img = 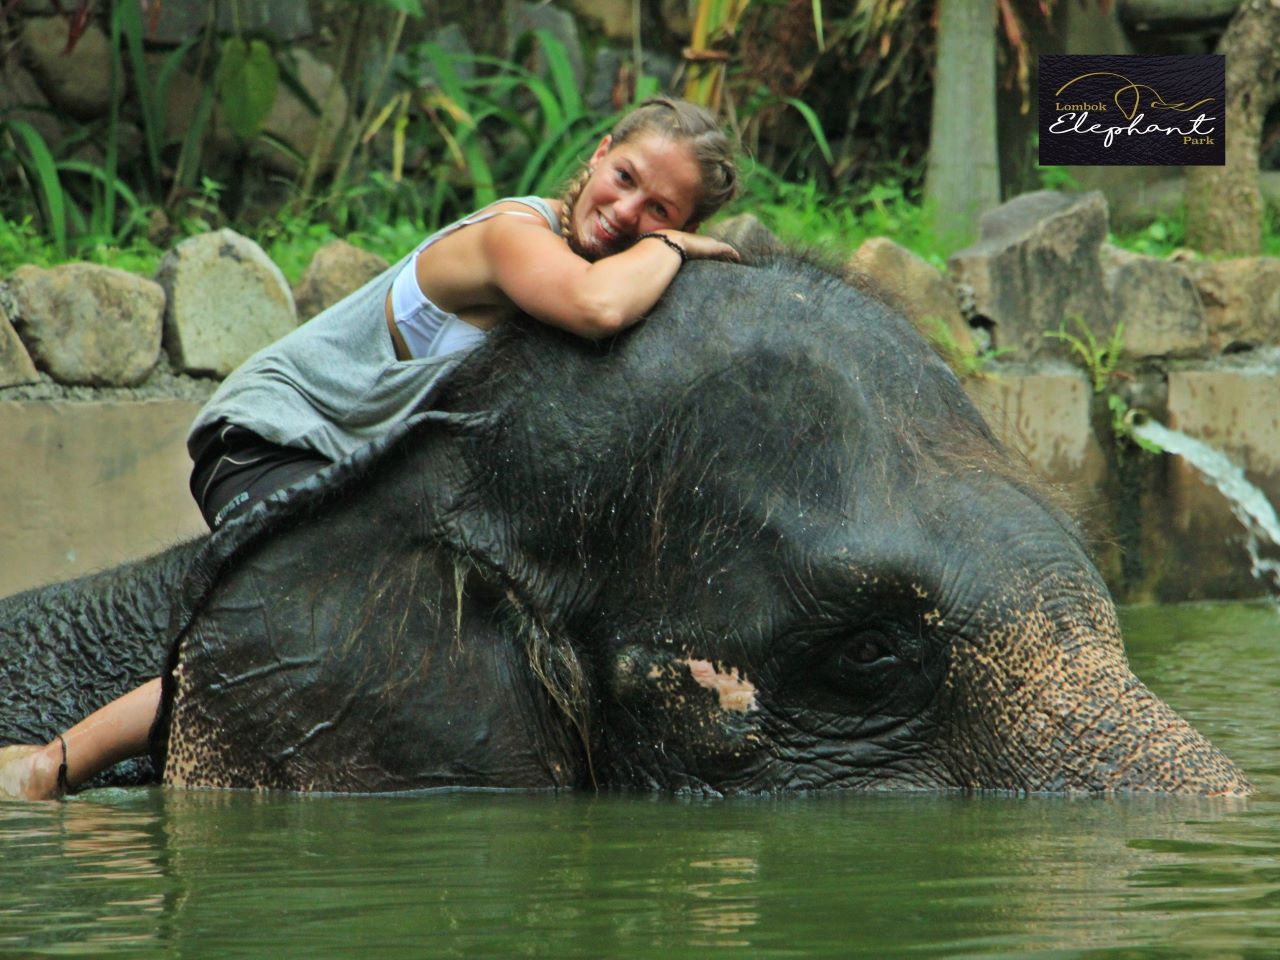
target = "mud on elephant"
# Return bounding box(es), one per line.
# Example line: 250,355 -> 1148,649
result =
0,256 -> 1251,795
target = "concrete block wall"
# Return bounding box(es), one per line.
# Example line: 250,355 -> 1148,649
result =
0,400 -> 207,597
968,362 -> 1280,602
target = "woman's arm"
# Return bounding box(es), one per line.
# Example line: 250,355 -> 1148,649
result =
419,204 -> 739,341
485,218 -> 738,338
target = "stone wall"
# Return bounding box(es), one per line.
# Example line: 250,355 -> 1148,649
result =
844,189 -> 1280,603
0,232 -> 387,598
2,192 -> 1278,602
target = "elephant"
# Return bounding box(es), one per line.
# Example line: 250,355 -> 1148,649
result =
0,255 -> 1252,796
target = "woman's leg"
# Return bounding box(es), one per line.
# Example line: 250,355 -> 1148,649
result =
2,427 -> 333,800
189,422 -> 331,529
0,678 -> 161,800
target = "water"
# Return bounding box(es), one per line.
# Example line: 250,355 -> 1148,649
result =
0,603 -> 1276,959
1132,418 -> 1280,593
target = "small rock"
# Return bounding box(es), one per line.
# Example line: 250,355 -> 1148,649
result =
0,59 -> 63,151
849,237 -> 974,358
258,48 -> 347,176
0,299 -> 39,388
565,0 -> 634,40
948,190 -> 1110,362
587,47 -> 681,113
293,241 -> 390,321
143,0 -> 312,44
156,229 -> 297,378
1101,245 -> 1207,359
7,264 -> 164,386
20,15 -> 112,120
1184,257 -> 1280,354
508,1 -> 585,94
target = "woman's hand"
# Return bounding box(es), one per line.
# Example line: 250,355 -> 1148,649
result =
653,230 -> 740,262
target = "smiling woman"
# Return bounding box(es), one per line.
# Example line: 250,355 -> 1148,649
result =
0,97 -> 742,802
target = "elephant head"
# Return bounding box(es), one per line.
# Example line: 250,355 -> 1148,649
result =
156,257 -> 1250,796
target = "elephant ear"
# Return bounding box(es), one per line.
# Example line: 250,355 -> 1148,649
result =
153,410 -> 583,792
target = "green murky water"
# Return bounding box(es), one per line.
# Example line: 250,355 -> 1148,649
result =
1,603 -> 1276,958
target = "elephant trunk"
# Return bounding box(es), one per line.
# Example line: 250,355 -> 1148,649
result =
1031,665 -> 1250,795
943,616 -> 1252,796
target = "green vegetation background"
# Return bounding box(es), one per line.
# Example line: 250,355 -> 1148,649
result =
2,14 -> 1276,286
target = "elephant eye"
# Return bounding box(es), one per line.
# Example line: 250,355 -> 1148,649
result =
837,632 -> 895,671
849,638 -> 889,664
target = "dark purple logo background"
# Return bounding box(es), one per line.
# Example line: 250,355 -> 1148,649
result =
1038,55 -> 1224,166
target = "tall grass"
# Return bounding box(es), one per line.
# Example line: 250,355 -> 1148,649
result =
366,30 -> 634,229
730,165 -> 950,266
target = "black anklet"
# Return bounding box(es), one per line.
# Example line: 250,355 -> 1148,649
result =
55,735 -> 70,797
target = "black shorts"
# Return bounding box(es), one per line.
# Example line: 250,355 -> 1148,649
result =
188,422 -> 332,529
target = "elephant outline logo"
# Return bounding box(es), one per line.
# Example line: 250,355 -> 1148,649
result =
1038,54 -> 1225,167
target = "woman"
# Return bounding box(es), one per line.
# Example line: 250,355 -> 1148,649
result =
0,97 -> 741,800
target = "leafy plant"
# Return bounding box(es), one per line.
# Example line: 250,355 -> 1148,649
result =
685,0 -> 753,110
1044,318 -> 1163,455
358,31 -> 629,230
731,168 -> 951,265
919,315 -> 1011,379
1110,215 -> 1188,258
1,121 -> 68,256
1035,163 -> 1079,193
1044,316 -> 1125,394
217,38 -> 279,141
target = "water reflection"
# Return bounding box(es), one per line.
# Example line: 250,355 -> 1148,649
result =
0,603 -> 1274,959
0,792 -> 170,956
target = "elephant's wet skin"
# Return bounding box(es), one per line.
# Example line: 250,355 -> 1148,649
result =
10,255 -> 1251,796
161,256 -> 1250,795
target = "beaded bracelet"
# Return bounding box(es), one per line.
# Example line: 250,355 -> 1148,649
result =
636,231 -> 688,264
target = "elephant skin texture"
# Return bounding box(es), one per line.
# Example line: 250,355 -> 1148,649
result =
0,256 -> 1252,796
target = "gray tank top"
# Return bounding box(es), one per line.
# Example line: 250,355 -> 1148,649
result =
188,197 -> 559,462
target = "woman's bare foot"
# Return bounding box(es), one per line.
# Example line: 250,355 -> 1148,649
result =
0,741 -> 66,800
0,678 -> 161,800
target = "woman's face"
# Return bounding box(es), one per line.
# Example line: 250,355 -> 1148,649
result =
570,132 -> 701,260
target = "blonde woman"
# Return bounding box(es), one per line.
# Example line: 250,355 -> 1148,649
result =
1,97 -> 742,800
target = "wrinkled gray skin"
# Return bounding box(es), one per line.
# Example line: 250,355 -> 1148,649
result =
0,257 -> 1252,795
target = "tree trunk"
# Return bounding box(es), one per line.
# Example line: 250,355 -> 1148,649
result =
925,0 -> 1001,248
1184,0 -> 1280,256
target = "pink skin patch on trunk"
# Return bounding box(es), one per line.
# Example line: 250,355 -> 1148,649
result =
681,658 -> 759,713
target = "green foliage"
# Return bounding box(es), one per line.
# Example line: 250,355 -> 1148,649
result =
379,32 -> 625,227
217,38 -> 279,141
1263,201 -> 1280,257
0,215 -> 163,276
1044,315 -> 1124,395
1110,214 -> 1188,258
1112,202 -> 1280,259
1,120 -> 68,256
1035,162 -> 1079,192
918,315 -> 1011,379
0,216 -> 60,273
730,168 -> 951,265
251,202 -> 422,285
357,0 -> 423,13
